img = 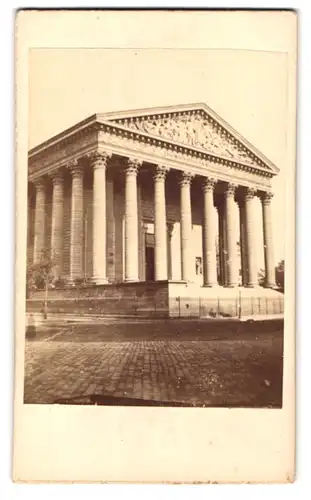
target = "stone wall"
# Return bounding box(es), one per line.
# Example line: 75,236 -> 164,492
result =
27,281 -> 169,317
167,281 -> 284,318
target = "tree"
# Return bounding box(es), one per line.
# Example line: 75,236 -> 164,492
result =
26,249 -> 55,318
275,260 -> 285,292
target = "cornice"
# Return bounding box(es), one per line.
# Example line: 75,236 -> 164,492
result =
97,122 -> 274,179
97,131 -> 272,191
99,102 -> 280,175
28,105 -> 279,178
28,121 -> 272,191
97,103 -> 207,121
28,115 -> 98,159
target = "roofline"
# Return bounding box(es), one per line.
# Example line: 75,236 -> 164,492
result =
28,114 -> 98,157
97,102 -> 207,121
99,102 -> 279,175
28,102 -> 279,175
201,103 -> 279,174
28,104 -> 205,157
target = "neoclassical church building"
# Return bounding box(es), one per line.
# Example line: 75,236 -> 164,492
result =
27,103 -> 283,316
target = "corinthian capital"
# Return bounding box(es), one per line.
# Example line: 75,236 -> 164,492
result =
67,159 -> 83,176
245,187 -> 258,201
225,182 -> 238,197
203,177 -> 217,193
261,191 -> 274,205
126,157 -> 142,175
33,177 -> 46,189
49,169 -> 64,184
87,150 -> 111,169
154,165 -> 170,181
179,171 -> 193,187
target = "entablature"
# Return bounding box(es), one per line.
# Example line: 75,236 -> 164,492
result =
28,121 -> 273,191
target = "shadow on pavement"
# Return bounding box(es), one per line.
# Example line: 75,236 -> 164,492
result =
26,318 -> 284,343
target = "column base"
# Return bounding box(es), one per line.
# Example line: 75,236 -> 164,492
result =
124,278 -> 140,283
265,283 -> 277,289
155,276 -> 169,282
203,283 -> 219,288
67,278 -> 84,286
91,277 -> 110,285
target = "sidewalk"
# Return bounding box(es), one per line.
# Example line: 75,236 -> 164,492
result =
240,314 -> 284,321
26,311 -> 284,326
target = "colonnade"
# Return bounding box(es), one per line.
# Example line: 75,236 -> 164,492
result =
30,152 -> 276,288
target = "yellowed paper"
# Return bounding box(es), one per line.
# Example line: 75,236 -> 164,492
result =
14,10 -> 296,483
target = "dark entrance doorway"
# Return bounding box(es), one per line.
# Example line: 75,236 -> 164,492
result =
145,246 -> 155,281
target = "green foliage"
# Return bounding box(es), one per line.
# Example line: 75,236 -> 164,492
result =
275,260 -> 285,292
26,249 -> 55,291
53,277 -> 69,289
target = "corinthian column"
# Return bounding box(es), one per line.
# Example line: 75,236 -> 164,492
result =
68,160 -> 84,283
244,187 -> 258,287
167,222 -> 174,280
237,197 -> 248,286
202,177 -> 217,287
154,165 -> 169,280
89,151 -> 111,284
261,191 -> 276,288
180,171 -> 193,282
216,199 -> 226,286
50,171 -> 64,278
33,178 -> 46,263
225,183 -> 239,287
124,158 -> 141,282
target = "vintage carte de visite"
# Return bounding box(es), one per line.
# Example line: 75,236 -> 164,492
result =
13,11 -> 296,483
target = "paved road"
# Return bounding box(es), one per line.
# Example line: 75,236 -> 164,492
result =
26,317 -> 284,342
24,320 -> 283,408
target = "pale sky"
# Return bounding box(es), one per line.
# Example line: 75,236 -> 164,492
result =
29,48 -> 288,264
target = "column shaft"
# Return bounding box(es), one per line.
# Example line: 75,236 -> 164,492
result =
154,166 -> 169,280
69,162 -> 84,282
27,185 -> 35,266
33,179 -> 46,263
225,183 -> 239,287
90,152 -> 110,284
106,177 -> 115,282
238,199 -> 248,286
141,222 -> 148,281
217,201 -> 226,285
137,184 -> 144,280
167,223 -> 174,280
244,187 -> 258,287
124,158 -> 141,281
262,192 -> 276,287
180,172 -> 193,282
50,172 -> 64,278
202,178 -> 217,286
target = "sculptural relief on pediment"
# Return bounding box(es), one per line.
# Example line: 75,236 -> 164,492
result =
111,112 -> 259,167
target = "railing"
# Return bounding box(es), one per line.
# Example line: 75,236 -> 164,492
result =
169,296 -> 284,318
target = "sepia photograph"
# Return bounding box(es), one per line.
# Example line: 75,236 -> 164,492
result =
13,10 -> 296,483
25,47 -> 285,409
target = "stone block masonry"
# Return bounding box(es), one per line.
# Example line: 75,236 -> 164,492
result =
27,281 -> 170,317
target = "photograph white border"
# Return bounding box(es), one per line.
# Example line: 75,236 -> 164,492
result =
1,1 -> 308,497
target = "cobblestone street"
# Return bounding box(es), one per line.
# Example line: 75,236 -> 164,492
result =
24,320 -> 283,407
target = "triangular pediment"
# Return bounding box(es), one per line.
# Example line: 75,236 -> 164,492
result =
100,103 -> 278,173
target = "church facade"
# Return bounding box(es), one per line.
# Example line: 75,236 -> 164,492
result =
27,103 -> 282,316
